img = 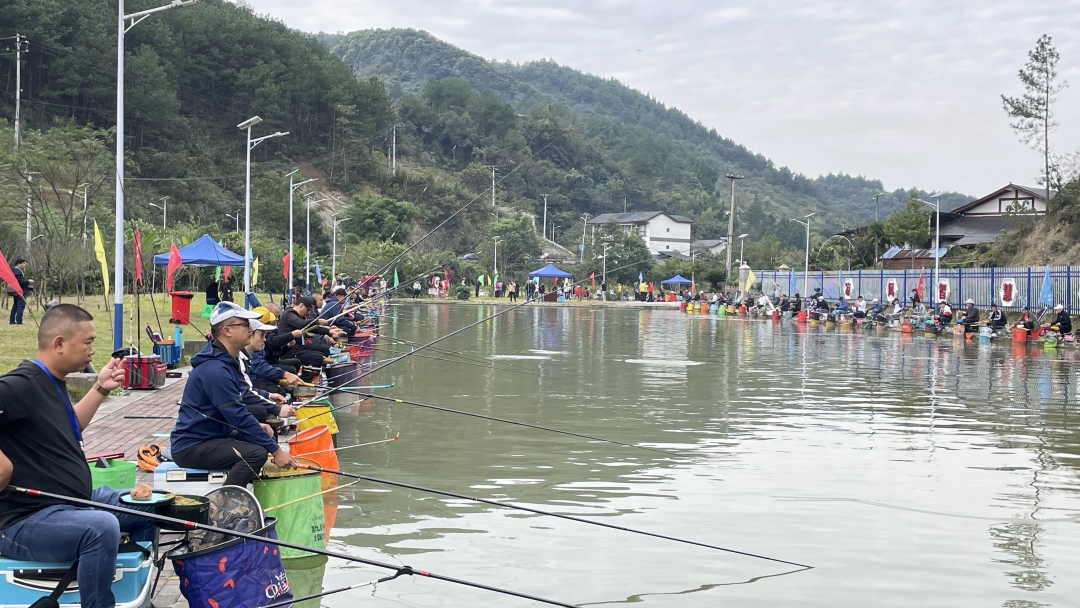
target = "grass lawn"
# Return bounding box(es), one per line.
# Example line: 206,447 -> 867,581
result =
0,291 -> 274,374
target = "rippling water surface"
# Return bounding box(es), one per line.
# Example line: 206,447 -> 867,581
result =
313,305 -> 1080,607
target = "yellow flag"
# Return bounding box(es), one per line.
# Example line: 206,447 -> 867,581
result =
744,269 -> 756,293
93,220 -> 109,296
252,257 -> 260,287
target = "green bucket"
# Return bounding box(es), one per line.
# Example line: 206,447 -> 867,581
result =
282,554 -> 328,608
89,459 -> 137,490
253,469 -> 325,558
717,305 -> 726,316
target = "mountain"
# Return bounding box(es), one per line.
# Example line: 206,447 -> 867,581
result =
319,28 -> 971,230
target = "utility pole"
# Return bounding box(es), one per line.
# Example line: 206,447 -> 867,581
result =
602,243 -> 609,296
873,192 -> 883,268
624,196 -> 627,213
580,214 -> 589,263
24,172 -> 39,245
391,125 -> 396,177
725,174 -> 744,282
487,166 -> 497,218
160,196 -> 169,228
14,33 -> 23,149
541,194 -> 548,240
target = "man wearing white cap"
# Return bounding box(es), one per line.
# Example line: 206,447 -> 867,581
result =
960,299 -> 979,333
1052,304 -> 1072,335
170,302 -> 298,487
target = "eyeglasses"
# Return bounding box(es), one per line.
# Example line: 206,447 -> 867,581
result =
224,322 -> 254,335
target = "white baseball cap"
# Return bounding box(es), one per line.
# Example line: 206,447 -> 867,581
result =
1055,303 -> 1064,310
249,318 -> 276,331
965,299 -> 974,304
209,301 -> 262,326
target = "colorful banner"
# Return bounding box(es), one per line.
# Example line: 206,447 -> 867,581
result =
0,250 -> 23,297
252,257 -> 260,287
166,242 -> 182,292
133,228 -> 143,285
1000,279 -> 1017,307
93,220 -> 110,296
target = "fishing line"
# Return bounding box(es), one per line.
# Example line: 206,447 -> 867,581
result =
351,392 -> 679,457
5,486 -> 577,608
300,464 -> 810,568
299,434 -> 400,456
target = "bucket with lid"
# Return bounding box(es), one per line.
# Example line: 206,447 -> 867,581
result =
253,463 -> 325,558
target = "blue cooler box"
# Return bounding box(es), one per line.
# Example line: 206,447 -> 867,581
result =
0,542 -> 154,608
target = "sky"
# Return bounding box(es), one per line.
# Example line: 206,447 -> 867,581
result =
245,0 -> 1080,197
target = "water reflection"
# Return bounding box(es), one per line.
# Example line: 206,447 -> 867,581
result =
320,304 -> 1080,607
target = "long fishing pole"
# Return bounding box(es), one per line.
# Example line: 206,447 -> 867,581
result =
5,486 -> 579,608
349,392 -> 678,456
297,433 -> 399,456
299,464 -> 810,569
259,575 -> 395,608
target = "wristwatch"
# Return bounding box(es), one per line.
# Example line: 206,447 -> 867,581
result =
92,382 -> 112,397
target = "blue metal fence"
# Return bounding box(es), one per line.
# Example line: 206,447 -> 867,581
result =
755,266 -> 1080,310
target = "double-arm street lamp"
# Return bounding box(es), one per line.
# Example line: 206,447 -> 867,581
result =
916,193 -> 944,301
332,213 -> 349,283
148,196 -> 168,229
286,170 -> 317,300
238,116 -> 288,300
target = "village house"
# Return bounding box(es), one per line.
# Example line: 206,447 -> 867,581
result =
587,211 -> 694,256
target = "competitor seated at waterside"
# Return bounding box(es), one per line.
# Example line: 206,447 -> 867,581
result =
277,296 -> 343,362
170,302 -> 298,487
319,287 -> 357,334
0,304 -> 156,608
239,317 -> 298,422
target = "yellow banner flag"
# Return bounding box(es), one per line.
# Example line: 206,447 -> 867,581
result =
93,220 -> 109,296
744,269 -> 757,293
252,257 -> 260,287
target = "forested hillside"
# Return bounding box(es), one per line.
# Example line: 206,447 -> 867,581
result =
321,28 -> 970,230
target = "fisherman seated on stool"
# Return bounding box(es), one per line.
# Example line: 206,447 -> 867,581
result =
319,288 -> 357,334
170,302 -> 298,487
277,296 -> 343,363
0,304 -> 157,608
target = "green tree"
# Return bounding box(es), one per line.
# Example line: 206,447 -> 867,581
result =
578,220 -> 653,285
883,196 -> 931,267
342,192 -> 415,244
480,216 -> 541,279
1002,34 -> 1068,189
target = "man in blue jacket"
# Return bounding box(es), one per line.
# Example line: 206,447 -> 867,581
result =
171,302 -> 297,486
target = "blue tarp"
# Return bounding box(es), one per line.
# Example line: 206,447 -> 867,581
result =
153,234 -> 248,266
528,263 -> 573,278
661,274 -> 693,284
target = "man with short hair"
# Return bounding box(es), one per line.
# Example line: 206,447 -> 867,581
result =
170,302 -> 298,487
277,297 -> 341,363
320,287 -> 357,334
7,258 -> 32,324
0,304 -> 151,608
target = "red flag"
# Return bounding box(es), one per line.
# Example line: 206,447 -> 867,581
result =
915,268 -> 924,300
590,272 -> 595,288
166,242 -> 182,292
0,250 -> 23,297
221,244 -> 231,282
281,253 -> 290,279
133,228 -> 143,285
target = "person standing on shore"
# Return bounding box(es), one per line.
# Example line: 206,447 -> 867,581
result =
7,259 -> 32,325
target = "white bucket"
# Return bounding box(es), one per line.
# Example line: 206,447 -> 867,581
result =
979,326 -> 993,337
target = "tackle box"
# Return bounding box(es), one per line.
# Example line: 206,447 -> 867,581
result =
152,462 -> 227,496
0,542 -> 153,608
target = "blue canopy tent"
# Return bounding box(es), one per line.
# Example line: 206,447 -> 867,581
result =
528,263 -> 573,278
153,234 -> 248,266
661,275 -> 693,285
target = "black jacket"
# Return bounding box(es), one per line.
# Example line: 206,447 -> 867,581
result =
1056,311 -> 1073,334
279,308 -> 329,336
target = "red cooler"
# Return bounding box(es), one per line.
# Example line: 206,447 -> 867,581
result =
123,354 -> 166,390
169,291 -> 194,325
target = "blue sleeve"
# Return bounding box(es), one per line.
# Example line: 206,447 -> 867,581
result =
250,351 -> 284,380
204,362 -> 279,453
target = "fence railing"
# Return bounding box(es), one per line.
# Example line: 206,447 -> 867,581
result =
753,266 -> 1079,310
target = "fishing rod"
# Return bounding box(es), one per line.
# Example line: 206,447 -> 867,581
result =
297,433 -> 399,456
259,575 -> 395,608
348,391 -> 679,456
299,463 -> 810,569
5,486 -> 578,608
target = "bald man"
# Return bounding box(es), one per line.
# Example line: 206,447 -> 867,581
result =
0,304 -> 155,608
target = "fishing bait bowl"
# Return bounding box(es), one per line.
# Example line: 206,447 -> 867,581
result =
162,494 -> 210,530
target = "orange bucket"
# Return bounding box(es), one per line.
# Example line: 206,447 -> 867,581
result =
288,425 -> 340,473
1012,327 -> 1028,343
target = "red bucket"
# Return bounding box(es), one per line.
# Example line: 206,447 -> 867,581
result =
1012,327 -> 1028,343
771,310 -> 780,321
797,311 -> 807,323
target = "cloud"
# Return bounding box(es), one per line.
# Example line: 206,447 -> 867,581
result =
245,0 -> 1080,195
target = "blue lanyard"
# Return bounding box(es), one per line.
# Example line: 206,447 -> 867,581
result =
32,359 -> 83,442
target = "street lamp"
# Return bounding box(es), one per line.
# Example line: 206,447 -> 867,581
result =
148,195 -> 168,229
238,115 -> 288,300
819,235 -> 856,271
114,0 -> 198,349
68,184 -> 90,244
602,243 -> 610,299
305,197 -> 329,293
791,213 -> 816,298
225,211 -> 239,233
737,233 -> 749,267
286,170 -> 317,301
916,193 -> 943,301
691,249 -> 697,292
494,236 -> 501,285
725,174 -> 744,281
332,213 -> 349,283
580,214 -> 589,263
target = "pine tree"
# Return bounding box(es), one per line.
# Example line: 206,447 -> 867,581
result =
1001,35 -> 1068,190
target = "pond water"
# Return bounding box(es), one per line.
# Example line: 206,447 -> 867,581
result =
315,304 -> 1080,607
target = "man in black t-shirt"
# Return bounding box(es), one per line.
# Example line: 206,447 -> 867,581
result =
0,304 -> 153,608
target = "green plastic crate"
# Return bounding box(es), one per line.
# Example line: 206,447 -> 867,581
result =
89,458 -> 137,490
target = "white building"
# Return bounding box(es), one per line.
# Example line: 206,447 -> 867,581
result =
587,211 -> 694,256
692,239 -> 727,255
